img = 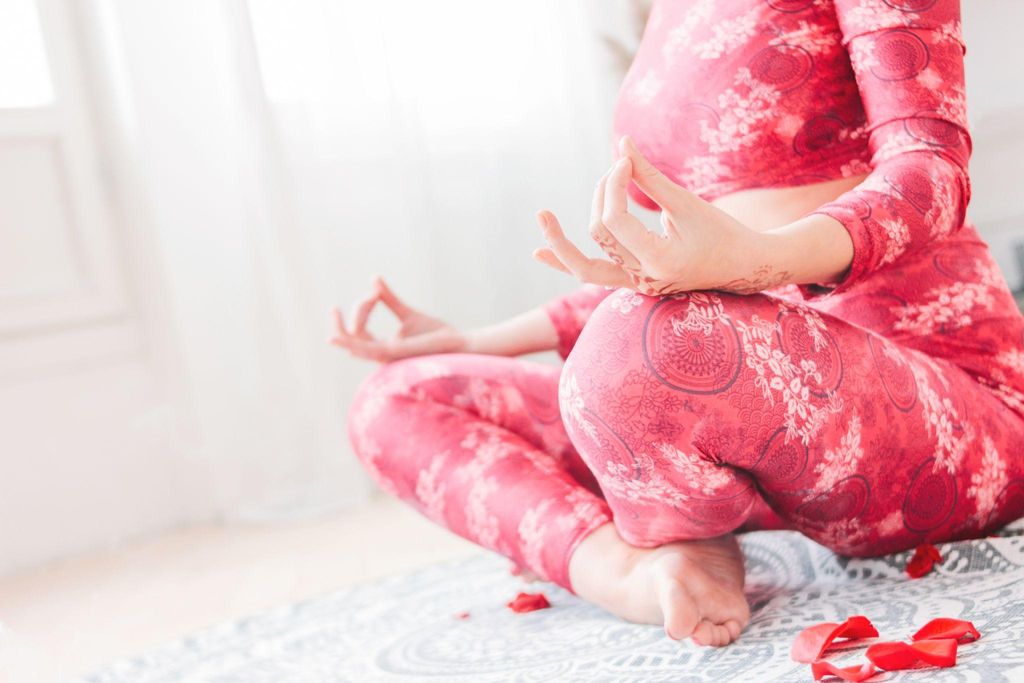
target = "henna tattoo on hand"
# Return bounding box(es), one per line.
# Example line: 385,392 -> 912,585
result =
719,265 -> 793,295
590,228 -> 791,298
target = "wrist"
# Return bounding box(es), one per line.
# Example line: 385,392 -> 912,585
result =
714,227 -> 793,294
460,306 -> 561,357
762,213 -> 854,286
460,328 -> 482,354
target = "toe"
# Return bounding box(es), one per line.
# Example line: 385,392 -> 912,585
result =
657,576 -> 699,640
689,620 -> 714,646
724,619 -> 742,642
692,621 -> 733,647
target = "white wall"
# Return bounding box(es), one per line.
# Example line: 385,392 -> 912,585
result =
962,1 -> 1024,289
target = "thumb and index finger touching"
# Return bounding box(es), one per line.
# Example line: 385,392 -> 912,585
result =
373,276 -> 415,321
617,134 -> 687,213
331,276 -> 416,343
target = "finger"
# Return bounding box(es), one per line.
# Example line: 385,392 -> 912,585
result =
537,211 -> 632,288
539,210 -> 618,280
330,335 -> 391,362
331,307 -> 351,341
349,291 -> 380,339
602,157 -> 664,263
588,169 -> 608,239
589,170 -> 642,271
619,134 -> 690,211
531,247 -> 572,275
375,276 -> 415,321
334,327 -> 456,362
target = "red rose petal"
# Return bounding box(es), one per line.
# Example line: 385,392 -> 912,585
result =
866,638 -> 958,670
811,660 -> 877,682
912,638 -> 959,666
453,611 -> 471,620
506,591 -> 551,613
906,543 -> 943,578
791,615 -> 879,663
911,617 -> 980,643
864,642 -> 915,670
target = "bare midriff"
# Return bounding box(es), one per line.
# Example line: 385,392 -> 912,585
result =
710,173 -> 870,233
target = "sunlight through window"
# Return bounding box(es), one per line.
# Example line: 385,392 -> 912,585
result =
0,0 -> 55,108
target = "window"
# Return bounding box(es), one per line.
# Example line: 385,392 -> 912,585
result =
0,0 -> 129,372
0,0 -> 55,108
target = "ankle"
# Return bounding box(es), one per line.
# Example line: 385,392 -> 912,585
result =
568,522 -> 637,599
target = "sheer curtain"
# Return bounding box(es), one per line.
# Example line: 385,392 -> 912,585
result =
95,0 -> 640,523
235,2 -> 638,512
246,0 -> 635,329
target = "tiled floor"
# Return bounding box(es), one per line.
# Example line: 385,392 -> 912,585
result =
0,496 -> 481,683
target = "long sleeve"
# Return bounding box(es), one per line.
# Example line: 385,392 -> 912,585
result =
801,0 -> 972,299
543,284 -> 616,360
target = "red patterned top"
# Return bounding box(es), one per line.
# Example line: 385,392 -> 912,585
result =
546,0 -> 975,354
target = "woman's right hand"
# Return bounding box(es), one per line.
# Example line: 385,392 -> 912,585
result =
330,276 -> 466,362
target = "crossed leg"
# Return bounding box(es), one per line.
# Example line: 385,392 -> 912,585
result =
559,287 -> 1024,556
347,287 -> 1024,646
347,353 -> 614,592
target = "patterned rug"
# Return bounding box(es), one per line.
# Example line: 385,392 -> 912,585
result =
79,522 -> 1024,683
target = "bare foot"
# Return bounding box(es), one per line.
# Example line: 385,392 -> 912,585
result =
568,523 -> 750,647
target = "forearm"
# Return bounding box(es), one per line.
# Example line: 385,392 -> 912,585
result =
463,306 -> 561,357
722,213 -> 854,294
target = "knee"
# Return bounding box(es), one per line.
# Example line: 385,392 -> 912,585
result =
557,290 -> 725,447
558,289 -> 656,426
562,288 -> 651,376
558,289 -> 762,540
346,359 -> 436,501
564,289 -> 754,412
347,354 -> 469,458
346,361 -> 412,461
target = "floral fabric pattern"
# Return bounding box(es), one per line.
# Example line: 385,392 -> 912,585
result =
614,0 -> 970,300
555,280 -> 1024,557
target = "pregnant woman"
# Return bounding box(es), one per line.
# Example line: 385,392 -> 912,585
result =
333,0 -> 1024,647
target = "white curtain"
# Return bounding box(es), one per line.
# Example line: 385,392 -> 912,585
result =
95,0 -> 642,522
245,0 -> 643,328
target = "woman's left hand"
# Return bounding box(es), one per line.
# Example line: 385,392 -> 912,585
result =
533,136 -> 789,296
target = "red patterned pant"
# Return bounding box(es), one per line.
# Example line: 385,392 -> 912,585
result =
347,224 -> 1024,595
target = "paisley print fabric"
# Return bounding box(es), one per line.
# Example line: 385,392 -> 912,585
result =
347,0 -> 1024,597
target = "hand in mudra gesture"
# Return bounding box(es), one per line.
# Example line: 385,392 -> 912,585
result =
330,276 -> 465,362
533,136 -> 786,296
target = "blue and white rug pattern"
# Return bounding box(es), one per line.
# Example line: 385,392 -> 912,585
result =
79,522 -> 1024,682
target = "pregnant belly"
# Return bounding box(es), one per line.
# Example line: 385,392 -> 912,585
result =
709,173 -> 869,232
